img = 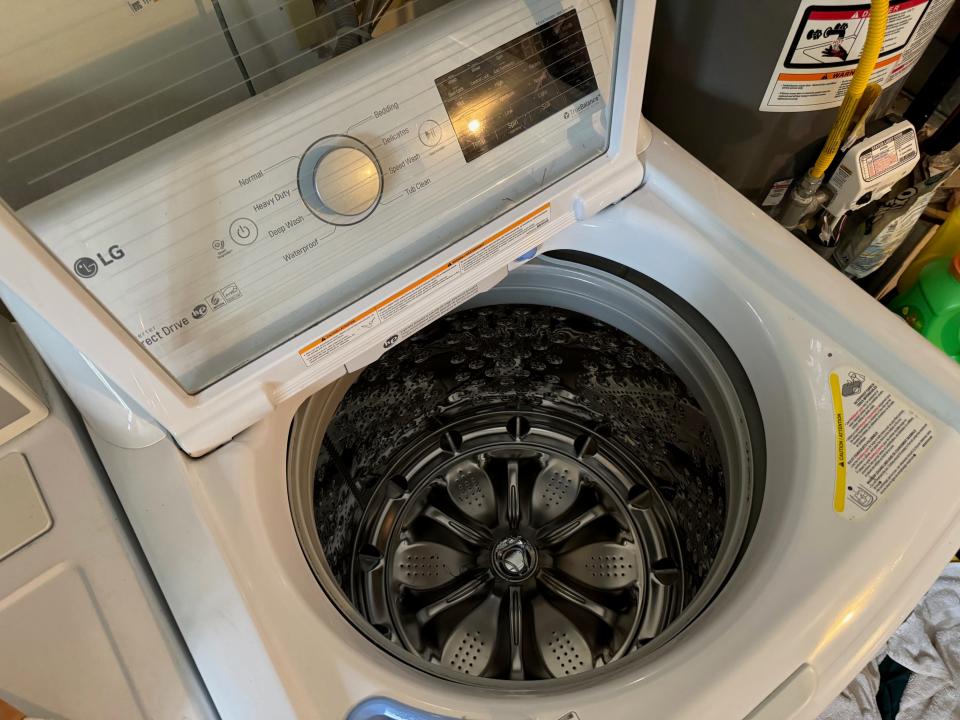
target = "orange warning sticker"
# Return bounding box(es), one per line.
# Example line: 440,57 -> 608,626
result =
761,0 -> 953,112
777,54 -> 899,82
298,203 -> 550,367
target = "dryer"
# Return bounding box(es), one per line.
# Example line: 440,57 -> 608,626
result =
1,1 -> 960,719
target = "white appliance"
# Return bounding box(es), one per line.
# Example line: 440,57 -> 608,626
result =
0,320 -> 214,720
2,1 -> 960,719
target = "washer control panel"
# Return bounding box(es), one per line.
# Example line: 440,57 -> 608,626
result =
20,0 -> 615,393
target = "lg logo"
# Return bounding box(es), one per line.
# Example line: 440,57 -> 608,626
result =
73,245 -> 126,279
73,257 -> 99,279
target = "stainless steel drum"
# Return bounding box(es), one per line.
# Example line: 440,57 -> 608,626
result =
289,254 -> 764,686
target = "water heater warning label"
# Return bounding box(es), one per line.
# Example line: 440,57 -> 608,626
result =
760,0 -> 954,112
829,368 -> 935,519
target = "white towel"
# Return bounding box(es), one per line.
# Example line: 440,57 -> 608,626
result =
819,564 -> 960,720
886,564 -> 960,720
817,655 -> 882,720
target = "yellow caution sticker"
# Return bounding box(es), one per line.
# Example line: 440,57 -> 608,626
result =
828,367 -> 935,519
829,372 -> 847,513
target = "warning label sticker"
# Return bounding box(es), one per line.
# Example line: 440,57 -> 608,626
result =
828,368 -> 935,519
297,203 -> 550,367
859,128 -> 918,181
761,0 -> 954,112
761,178 -> 794,207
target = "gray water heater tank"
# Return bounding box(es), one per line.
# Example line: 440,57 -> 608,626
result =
643,1 -> 906,206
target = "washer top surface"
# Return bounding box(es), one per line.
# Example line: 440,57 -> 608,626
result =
125,131 -> 960,720
0,0 -> 655,454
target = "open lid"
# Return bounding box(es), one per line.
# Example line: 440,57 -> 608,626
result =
0,0 -> 654,454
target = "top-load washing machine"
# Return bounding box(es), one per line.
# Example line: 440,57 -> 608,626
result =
2,1 -> 960,718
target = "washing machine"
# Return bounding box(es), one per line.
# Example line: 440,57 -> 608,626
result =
2,1 -> 960,719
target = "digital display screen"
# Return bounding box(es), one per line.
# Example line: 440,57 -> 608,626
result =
435,9 -> 599,163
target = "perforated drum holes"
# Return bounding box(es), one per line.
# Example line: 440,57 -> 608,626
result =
291,282 -> 760,685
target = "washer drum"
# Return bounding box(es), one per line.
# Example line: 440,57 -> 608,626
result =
289,254 -> 765,686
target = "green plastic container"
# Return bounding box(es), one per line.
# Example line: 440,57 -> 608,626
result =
898,207 -> 960,293
889,255 -> 960,363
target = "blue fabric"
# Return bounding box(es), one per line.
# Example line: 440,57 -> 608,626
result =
347,698 -> 458,720
876,656 -> 912,720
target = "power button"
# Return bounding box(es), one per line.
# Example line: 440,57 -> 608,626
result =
229,218 -> 258,246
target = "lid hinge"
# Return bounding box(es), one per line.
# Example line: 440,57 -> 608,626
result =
573,162 -> 646,221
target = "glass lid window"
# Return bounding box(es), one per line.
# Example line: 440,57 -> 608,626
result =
2,0 -> 618,393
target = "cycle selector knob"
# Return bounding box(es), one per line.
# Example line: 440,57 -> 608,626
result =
315,147 -> 380,216
298,135 -> 383,225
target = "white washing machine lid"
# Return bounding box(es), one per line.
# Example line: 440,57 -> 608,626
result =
0,0 -> 654,455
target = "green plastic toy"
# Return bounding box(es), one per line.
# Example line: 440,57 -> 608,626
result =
889,254 -> 960,363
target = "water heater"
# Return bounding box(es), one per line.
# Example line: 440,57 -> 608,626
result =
644,0 -> 954,205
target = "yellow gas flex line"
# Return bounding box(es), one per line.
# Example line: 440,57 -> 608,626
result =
809,0 -> 890,178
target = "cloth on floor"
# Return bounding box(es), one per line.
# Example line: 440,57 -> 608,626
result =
817,655 -> 882,720
819,563 -> 960,720
886,563 -> 960,720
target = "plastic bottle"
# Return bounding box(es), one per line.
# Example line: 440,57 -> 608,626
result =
888,255 -> 960,363
897,206 -> 960,293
